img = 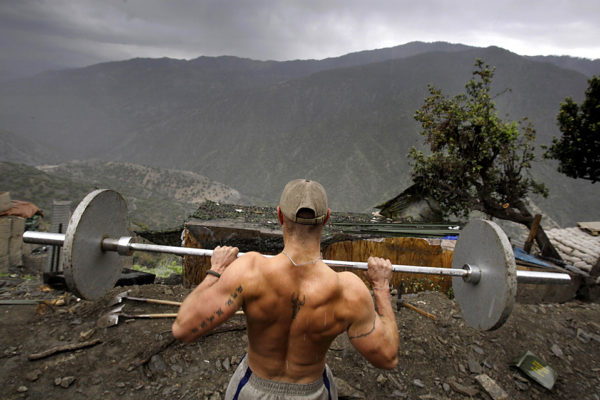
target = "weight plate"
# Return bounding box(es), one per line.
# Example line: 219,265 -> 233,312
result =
63,190 -> 129,300
452,219 -> 516,331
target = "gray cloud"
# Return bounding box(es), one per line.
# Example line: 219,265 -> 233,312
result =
1,0 -> 599,81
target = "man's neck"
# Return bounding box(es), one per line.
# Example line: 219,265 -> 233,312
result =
282,237 -> 322,263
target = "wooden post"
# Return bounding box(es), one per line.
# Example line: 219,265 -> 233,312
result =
524,214 -> 542,253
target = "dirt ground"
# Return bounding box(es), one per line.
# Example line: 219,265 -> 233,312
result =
1,265 -> 599,400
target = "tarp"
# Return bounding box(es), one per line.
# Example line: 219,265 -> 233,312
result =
513,247 -> 551,268
0,200 -> 43,219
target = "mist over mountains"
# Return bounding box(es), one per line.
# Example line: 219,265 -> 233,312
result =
1,42 -> 599,226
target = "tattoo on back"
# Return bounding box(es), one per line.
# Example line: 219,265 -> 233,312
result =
291,292 -> 306,320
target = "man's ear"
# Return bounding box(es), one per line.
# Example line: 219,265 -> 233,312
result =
277,206 -> 284,226
323,209 -> 331,225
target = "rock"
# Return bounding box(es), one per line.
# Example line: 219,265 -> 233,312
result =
512,373 -> 529,384
4,346 -> 18,357
171,364 -> 184,374
330,335 -> 347,351
25,369 -> 41,382
91,376 -> 102,385
162,386 -> 178,396
60,376 -> 76,388
475,374 -> 508,400
222,357 -> 231,371
376,374 -> 387,384
149,354 -> 168,375
467,358 -> 482,374
471,344 -> 485,355
577,328 -> 591,343
448,379 -> 479,396
514,379 -> 529,391
334,377 -> 365,399
79,328 -> 95,341
163,286 -> 175,296
575,328 -> 600,343
442,382 -> 450,392
551,343 -> 564,358
413,378 -> 425,388
17,386 -> 28,393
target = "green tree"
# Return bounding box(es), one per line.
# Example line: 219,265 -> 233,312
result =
544,75 -> 600,183
409,60 -> 560,258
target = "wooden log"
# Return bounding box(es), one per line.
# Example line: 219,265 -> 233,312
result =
182,228 -> 212,288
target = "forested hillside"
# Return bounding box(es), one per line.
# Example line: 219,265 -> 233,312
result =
0,161 -> 242,230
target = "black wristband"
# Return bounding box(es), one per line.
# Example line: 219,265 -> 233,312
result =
206,270 -> 221,278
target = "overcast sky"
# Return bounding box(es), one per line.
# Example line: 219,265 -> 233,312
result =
1,0 -> 599,80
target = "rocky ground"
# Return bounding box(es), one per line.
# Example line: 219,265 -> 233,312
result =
1,264 -> 599,400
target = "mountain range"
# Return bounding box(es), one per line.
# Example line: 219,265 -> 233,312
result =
1,41 -> 599,227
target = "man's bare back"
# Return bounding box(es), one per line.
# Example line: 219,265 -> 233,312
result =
173,249 -> 399,380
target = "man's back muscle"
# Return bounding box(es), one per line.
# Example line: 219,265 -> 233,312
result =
241,253 -> 356,383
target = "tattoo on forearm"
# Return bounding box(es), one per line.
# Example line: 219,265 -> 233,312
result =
193,285 -> 244,333
291,292 -> 306,320
348,315 -> 376,340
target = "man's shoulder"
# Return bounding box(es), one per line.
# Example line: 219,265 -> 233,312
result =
336,271 -> 370,298
336,270 -> 365,285
239,251 -> 265,261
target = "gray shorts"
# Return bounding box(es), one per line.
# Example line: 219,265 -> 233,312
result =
224,355 -> 338,400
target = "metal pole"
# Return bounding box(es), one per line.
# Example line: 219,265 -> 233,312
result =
23,231 -> 572,285
24,231 -> 66,246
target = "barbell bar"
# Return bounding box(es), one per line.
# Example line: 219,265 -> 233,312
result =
26,231 -> 569,285
23,189 -> 572,331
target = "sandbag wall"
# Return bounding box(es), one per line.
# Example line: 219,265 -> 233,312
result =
0,192 -> 25,272
323,237 -> 455,294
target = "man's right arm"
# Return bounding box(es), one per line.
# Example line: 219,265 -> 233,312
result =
343,258 -> 399,369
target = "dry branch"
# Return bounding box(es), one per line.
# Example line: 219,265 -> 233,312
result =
28,338 -> 102,361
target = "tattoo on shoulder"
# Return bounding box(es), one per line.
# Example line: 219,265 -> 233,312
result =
291,292 -> 306,320
348,315 -> 376,340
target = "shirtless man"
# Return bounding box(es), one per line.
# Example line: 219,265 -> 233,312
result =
173,179 -> 399,399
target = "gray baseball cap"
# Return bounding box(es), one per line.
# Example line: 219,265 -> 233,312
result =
279,179 -> 328,225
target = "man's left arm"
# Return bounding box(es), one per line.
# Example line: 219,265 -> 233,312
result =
172,246 -> 246,342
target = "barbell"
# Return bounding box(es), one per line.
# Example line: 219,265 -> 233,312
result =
23,189 -> 572,331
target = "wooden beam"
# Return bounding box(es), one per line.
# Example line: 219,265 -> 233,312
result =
524,214 -> 542,253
